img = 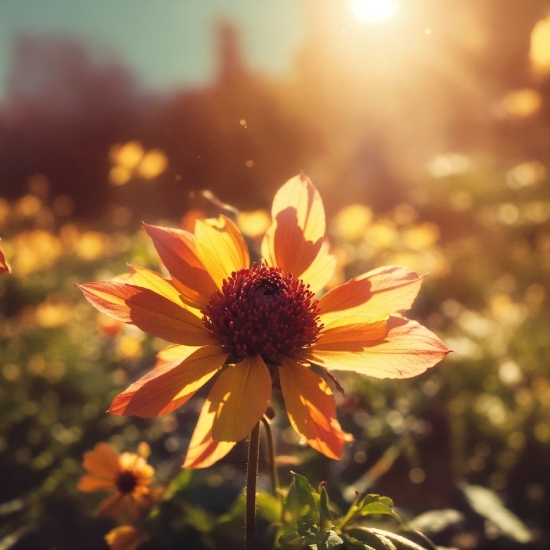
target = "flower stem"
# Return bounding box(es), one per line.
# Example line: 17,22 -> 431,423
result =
260,416 -> 280,498
245,422 -> 260,550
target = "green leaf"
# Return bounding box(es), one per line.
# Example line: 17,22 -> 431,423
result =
407,509 -> 464,533
369,529 -> 430,550
257,490 -> 283,524
298,515 -> 319,537
318,529 -> 344,550
319,484 -> 334,530
341,533 -> 373,550
291,472 -> 318,511
461,484 -> 532,543
161,468 -> 192,500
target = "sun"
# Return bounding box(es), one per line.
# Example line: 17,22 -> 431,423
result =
350,0 -> 400,24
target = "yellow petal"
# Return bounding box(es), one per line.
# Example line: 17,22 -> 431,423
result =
194,215 -> 250,290
143,223 -> 217,309
108,346 -> 228,417
262,173 -> 334,284
82,442 -> 120,480
297,239 -> 337,293
209,355 -> 271,442
319,265 -> 425,324
278,357 -> 351,460
78,281 -> 212,346
154,344 -> 203,368
305,316 -> 450,378
129,265 -> 183,305
182,398 -> 236,469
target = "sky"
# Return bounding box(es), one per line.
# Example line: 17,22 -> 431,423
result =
0,0 -> 304,95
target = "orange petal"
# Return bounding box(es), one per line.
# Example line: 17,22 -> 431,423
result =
78,281 -> 212,346
319,266 -> 425,324
262,173 -> 333,283
82,442 -> 120,479
278,358 -> 351,460
108,345 -> 229,417
305,316 -> 450,378
97,493 -> 127,518
143,223 -> 217,309
154,344 -> 202,368
315,314 -> 389,348
209,355 -> 271,442
194,215 -> 250,290
77,474 -> 117,492
0,244 -> 10,275
182,398 -> 236,469
105,525 -> 145,550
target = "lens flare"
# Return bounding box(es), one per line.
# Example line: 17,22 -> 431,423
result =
350,0 -> 399,23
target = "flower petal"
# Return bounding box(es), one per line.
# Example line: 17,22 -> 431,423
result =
97,493 -> 127,518
305,316 -> 450,378
315,314 -> 390,348
82,442 -> 120,480
108,345 -> 228,417
0,243 -> 10,275
209,355 -> 271,442
319,266 -> 425,323
262,173 -> 334,283
154,344 -> 203,368
128,265 -> 183,305
77,474 -> 117,492
278,358 -> 352,460
194,215 -> 250,290
78,281 -> 212,346
143,223 -> 217,309
298,239 -> 337,294
182,398 -> 236,469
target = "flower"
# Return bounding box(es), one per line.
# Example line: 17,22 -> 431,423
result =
77,442 -> 155,518
78,174 -> 449,467
104,525 -> 146,550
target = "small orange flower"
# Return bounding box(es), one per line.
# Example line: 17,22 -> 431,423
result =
105,525 -> 146,550
77,442 -> 155,518
78,174 -> 450,467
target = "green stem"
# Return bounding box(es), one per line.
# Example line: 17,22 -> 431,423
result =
245,422 -> 260,550
260,416 -> 280,498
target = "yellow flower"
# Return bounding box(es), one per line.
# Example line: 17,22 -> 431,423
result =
77,442 -> 155,518
78,174 -> 449,468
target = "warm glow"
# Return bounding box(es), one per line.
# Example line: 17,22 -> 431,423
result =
530,16 -> 550,74
350,0 -> 399,23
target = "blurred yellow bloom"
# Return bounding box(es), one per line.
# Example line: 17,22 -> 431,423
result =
10,230 -> 62,276
499,88 -> 541,118
530,16 -> 550,74
332,204 -> 372,241
236,209 -> 271,238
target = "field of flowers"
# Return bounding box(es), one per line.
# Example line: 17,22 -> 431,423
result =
0,158 -> 548,550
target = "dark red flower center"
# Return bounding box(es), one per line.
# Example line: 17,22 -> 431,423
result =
203,264 -> 322,361
116,470 -> 139,494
